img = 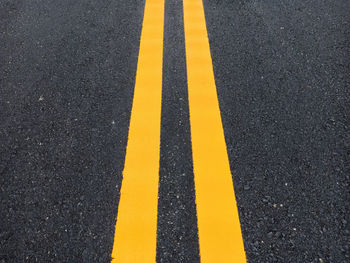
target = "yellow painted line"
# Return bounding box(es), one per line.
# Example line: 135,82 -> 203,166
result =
111,0 -> 164,262
183,0 -> 246,262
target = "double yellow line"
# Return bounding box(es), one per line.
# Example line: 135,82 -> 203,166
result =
111,0 -> 246,262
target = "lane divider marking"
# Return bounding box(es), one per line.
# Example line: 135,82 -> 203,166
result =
183,0 -> 246,262
111,0 -> 165,262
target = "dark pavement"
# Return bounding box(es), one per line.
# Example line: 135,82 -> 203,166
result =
1,0 -> 349,262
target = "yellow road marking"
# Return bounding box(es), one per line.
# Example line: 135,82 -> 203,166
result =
111,0 -> 164,262
183,0 -> 246,262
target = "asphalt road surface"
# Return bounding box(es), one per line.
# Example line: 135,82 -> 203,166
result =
1,0 -> 349,262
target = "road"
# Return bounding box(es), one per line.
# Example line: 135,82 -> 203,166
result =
0,0 -> 349,262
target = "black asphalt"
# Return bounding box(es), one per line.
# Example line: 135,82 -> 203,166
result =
157,0 -> 200,262
1,0 -> 349,262
203,0 -> 349,262
1,0 -> 144,262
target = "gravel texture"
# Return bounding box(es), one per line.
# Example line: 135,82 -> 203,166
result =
1,0 -> 349,262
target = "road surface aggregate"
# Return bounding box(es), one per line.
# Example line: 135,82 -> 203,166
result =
1,0 -> 349,262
